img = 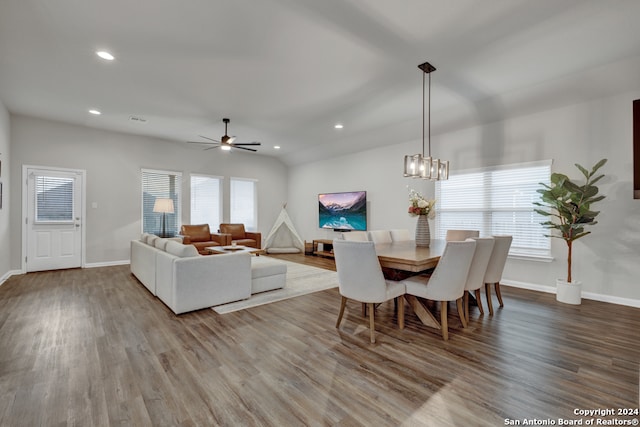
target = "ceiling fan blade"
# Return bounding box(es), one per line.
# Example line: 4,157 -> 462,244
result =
203,145 -> 222,151
199,135 -> 221,143
233,142 -> 261,146
187,140 -> 217,145
234,146 -> 257,152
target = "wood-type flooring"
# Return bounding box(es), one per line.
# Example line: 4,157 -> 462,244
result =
0,254 -> 638,426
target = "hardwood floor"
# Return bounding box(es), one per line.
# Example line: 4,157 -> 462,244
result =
0,254 -> 638,426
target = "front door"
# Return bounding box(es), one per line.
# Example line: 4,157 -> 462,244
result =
24,167 -> 84,272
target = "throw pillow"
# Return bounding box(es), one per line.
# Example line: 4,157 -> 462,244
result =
165,241 -> 199,258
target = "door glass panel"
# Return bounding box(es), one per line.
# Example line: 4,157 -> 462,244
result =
35,176 -> 74,222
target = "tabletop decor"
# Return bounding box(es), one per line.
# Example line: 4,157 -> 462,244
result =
533,159 -> 607,304
408,188 -> 436,247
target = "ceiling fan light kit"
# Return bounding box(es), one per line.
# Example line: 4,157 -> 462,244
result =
187,118 -> 261,152
403,61 -> 449,180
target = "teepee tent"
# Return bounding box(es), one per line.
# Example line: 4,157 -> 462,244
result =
264,204 -> 305,254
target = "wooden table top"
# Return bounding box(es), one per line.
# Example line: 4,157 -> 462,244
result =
205,245 -> 266,255
374,240 -> 446,273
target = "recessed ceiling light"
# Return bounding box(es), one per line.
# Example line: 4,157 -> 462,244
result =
274,145 -> 281,150
96,51 -> 115,61
334,123 -> 344,129
88,109 -> 101,115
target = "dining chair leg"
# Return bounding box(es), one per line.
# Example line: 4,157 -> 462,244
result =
485,283 -> 494,315
474,289 -> 484,315
463,291 -> 470,324
397,296 -> 405,330
440,301 -> 449,341
495,282 -> 504,307
368,303 -> 376,343
336,296 -> 347,328
456,297 -> 467,328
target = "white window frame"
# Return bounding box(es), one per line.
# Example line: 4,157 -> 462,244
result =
435,160 -> 552,261
190,173 -> 223,230
230,177 -> 258,231
141,168 -> 182,236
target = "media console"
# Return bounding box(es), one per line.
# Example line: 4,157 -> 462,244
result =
311,239 -> 334,258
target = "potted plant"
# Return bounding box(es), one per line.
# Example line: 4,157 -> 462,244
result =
533,159 -> 607,304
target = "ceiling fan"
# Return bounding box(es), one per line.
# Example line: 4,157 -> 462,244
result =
187,118 -> 261,152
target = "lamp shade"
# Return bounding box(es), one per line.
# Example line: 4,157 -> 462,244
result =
153,198 -> 174,214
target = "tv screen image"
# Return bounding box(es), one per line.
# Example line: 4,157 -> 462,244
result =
318,191 -> 367,231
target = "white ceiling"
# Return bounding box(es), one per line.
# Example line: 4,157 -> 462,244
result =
2,0 -> 640,165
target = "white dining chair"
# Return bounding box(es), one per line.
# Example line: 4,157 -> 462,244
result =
463,237 -> 495,322
401,240 -> 476,340
333,240 -> 405,343
342,231 -> 369,241
389,229 -> 411,242
368,230 -> 392,244
445,229 -> 479,241
484,235 -> 513,315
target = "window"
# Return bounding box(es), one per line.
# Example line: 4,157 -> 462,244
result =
141,169 -> 182,236
230,177 -> 257,231
35,175 -> 74,222
435,160 -> 551,259
190,174 -> 222,229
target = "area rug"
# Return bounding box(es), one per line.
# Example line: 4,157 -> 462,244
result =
212,260 -> 338,314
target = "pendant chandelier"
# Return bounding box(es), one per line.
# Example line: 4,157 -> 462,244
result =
403,61 -> 449,180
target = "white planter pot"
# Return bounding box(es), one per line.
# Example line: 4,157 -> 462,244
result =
556,279 -> 582,305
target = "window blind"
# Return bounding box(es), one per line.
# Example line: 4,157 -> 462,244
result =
190,175 -> 222,229
435,161 -> 551,258
141,169 -> 182,236
35,175 -> 74,222
230,178 -> 257,231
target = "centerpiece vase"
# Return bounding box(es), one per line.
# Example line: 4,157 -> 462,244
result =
415,215 -> 431,247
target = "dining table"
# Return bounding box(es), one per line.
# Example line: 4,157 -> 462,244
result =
374,239 -> 446,273
374,239 -> 449,331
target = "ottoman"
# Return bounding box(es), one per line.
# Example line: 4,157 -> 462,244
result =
250,257 -> 287,294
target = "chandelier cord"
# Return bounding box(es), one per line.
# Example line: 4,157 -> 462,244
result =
422,69 -> 425,157
428,71 -> 431,158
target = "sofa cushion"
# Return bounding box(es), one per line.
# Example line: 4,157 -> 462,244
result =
180,224 -> 211,242
154,237 -> 171,250
146,235 -> 159,246
165,241 -> 199,258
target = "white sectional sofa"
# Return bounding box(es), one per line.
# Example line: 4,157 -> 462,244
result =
130,233 -> 287,314
156,240 -> 252,314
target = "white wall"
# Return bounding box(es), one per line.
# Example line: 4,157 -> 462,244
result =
0,101 -> 10,282
288,90 -> 640,304
9,115 -> 288,269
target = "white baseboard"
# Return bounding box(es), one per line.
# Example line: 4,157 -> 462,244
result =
84,260 -> 130,269
0,269 -> 25,286
502,280 -> 640,308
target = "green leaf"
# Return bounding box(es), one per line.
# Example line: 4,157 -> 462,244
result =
583,185 -> 599,198
575,163 -> 589,178
571,231 -> 591,241
591,158 -> 608,174
563,180 -> 582,193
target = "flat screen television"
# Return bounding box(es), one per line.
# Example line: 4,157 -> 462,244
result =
318,191 -> 367,231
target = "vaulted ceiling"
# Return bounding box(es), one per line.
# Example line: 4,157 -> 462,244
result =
2,0 -> 640,165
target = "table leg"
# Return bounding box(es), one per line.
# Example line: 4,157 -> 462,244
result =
404,295 -> 440,330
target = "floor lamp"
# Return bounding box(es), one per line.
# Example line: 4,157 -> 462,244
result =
153,198 -> 174,238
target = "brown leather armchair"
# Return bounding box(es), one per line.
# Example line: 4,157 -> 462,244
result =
180,224 -> 231,255
218,223 -> 261,249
